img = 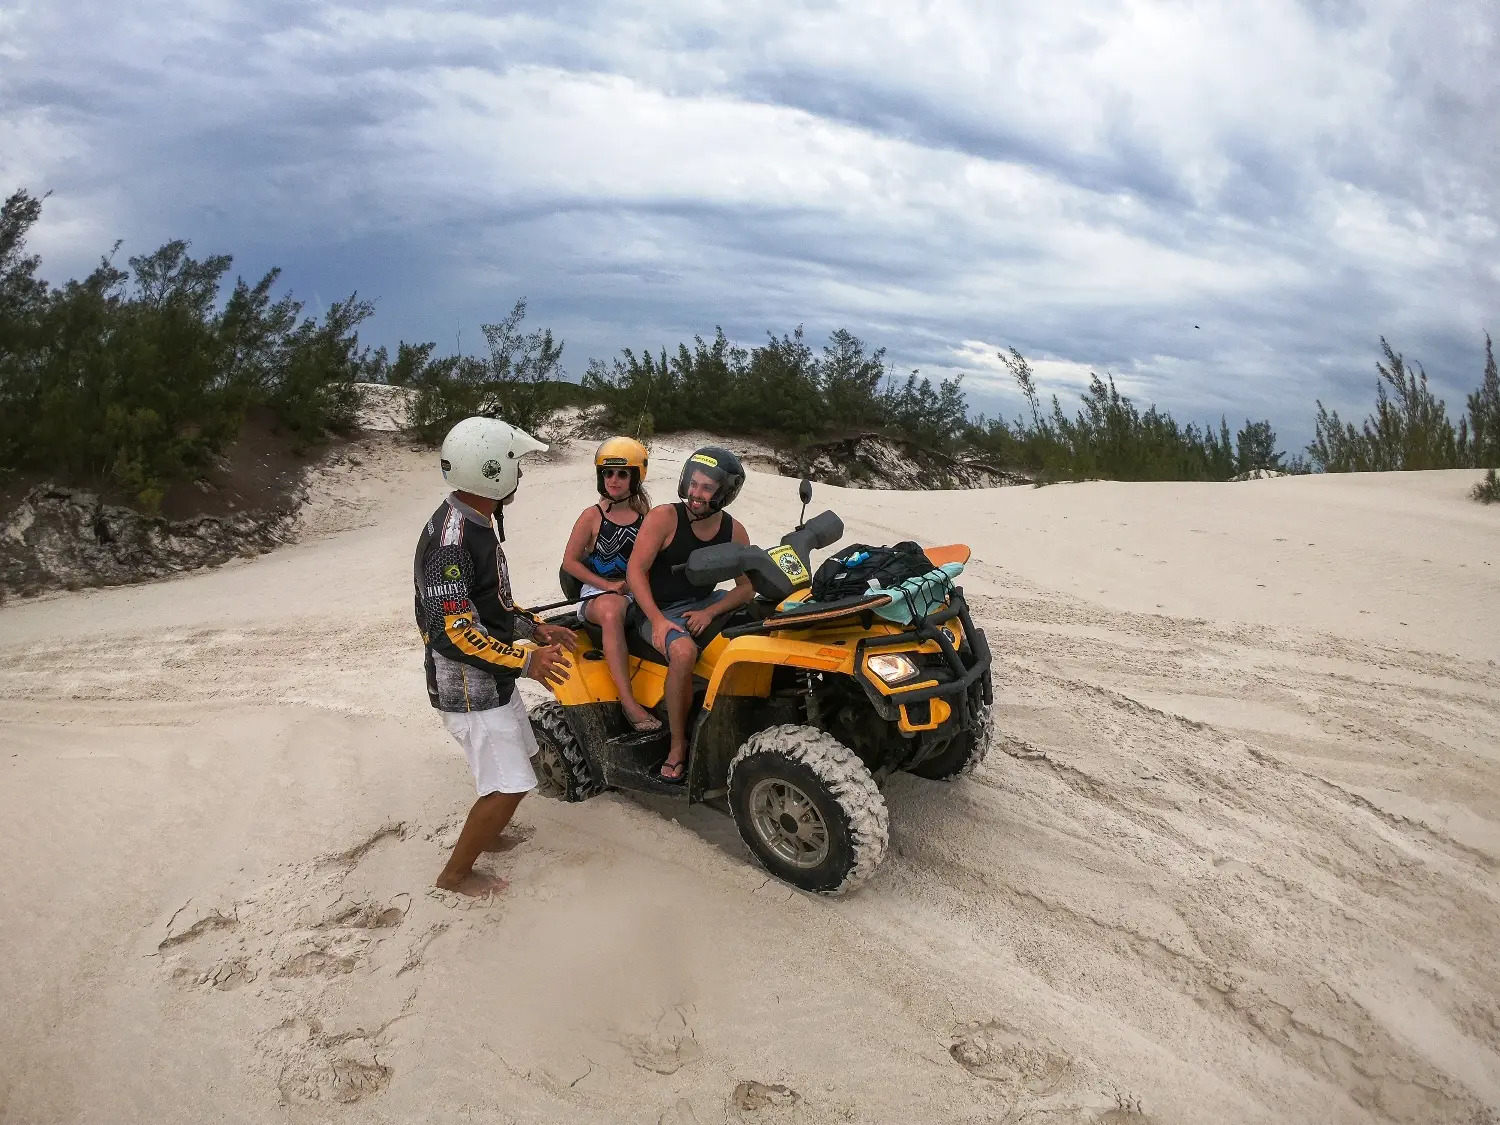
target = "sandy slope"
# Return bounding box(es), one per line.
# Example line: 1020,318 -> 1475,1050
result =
1,437 -> 1498,1125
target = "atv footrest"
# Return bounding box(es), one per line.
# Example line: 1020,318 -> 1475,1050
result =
606,728 -> 671,754
607,757 -> 690,796
601,728 -> 685,794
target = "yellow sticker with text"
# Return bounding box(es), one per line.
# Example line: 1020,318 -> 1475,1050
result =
767,544 -> 810,585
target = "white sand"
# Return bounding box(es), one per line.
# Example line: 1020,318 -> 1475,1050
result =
2,439 -> 1497,1125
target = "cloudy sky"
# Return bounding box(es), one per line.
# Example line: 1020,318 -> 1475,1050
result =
3,1 -> 1497,445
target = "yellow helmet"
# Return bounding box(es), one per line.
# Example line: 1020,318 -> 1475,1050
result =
594,436 -> 648,496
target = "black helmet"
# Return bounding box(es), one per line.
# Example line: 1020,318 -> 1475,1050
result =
678,445 -> 744,515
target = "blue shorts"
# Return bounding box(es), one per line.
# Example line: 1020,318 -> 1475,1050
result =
633,590 -> 727,654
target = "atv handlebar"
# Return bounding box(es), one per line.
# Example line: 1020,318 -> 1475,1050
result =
681,509 -> 843,602
779,509 -> 842,567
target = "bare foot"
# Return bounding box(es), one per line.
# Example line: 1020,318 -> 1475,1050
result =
434,870 -> 510,897
482,822 -> 534,853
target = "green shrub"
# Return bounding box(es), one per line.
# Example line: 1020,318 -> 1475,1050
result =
1308,338 -> 1463,471
583,325 -> 970,450
967,354 -> 1244,482
400,298 -> 568,444
0,189 -> 380,507
1473,468 -> 1500,504
1467,336 -> 1500,469
1308,335 -> 1500,474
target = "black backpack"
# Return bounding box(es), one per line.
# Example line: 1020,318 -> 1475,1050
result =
809,541 -> 936,602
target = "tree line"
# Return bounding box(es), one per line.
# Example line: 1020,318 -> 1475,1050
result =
3,188 -> 1497,509
0,190 -> 380,508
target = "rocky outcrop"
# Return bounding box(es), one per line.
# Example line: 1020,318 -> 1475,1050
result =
777,433 -> 1032,490
1229,468 -> 1289,481
0,485 -> 299,598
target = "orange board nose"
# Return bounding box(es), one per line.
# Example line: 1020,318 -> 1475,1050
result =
923,543 -> 971,567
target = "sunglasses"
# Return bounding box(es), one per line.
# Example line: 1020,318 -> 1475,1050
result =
602,468 -> 631,480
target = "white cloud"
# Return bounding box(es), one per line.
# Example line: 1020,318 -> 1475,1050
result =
2,0 -> 1496,443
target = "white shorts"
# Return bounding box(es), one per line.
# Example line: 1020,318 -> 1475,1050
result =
441,692 -> 539,796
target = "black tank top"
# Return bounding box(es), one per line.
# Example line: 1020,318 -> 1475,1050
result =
648,503 -> 736,606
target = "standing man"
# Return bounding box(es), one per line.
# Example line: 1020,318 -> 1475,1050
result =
627,446 -> 756,783
414,416 -> 576,896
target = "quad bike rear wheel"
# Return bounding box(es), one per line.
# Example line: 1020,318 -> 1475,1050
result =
529,701 -> 599,802
727,724 -> 889,895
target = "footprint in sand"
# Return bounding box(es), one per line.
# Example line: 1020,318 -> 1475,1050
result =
949,1024 -> 1157,1124
273,944 -> 363,979
1097,1100 -> 1157,1124
152,820 -> 520,1106
158,906 -> 238,951
262,1016 -> 393,1106
202,957 -> 257,991
313,894 -> 409,930
731,1081 -> 801,1120
658,1098 -> 701,1124
949,1021 -> 1072,1094
620,1008 -> 703,1075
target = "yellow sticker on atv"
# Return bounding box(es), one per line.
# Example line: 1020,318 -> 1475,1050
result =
767,544 -> 810,585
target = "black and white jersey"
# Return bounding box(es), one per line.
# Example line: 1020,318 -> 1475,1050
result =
412,494 -> 543,712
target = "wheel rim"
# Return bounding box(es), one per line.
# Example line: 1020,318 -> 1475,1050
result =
534,740 -> 568,795
748,777 -> 829,869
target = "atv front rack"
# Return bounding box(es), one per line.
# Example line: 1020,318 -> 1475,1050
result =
852,590 -> 993,730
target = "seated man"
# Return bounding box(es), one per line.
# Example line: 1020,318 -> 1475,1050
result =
626,445 -> 756,783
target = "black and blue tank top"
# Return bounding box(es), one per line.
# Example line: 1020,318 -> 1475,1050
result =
583,506 -> 643,584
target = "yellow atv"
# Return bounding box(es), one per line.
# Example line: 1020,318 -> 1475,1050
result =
530,483 -> 994,895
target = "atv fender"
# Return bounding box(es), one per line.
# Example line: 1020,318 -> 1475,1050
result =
701,635 -> 856,709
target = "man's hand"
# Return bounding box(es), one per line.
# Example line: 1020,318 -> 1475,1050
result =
533,623 -> 579,651
526,644 -> 571,687
650,617 -> 679,654
682,607 -> 717,636
605,578 -> 628,594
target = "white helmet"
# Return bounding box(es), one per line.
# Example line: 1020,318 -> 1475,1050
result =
440,416 -> 548,501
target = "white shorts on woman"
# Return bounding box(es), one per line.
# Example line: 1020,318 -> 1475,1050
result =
578,582 -> 632,624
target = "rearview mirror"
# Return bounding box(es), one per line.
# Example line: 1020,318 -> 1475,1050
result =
799,478 -> 813,505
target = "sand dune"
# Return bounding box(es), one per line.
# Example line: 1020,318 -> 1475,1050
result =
2,436 -> 1497,1124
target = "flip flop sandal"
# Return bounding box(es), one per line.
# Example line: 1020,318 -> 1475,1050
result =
657,759 -> 687,784
628,714 -> 664,732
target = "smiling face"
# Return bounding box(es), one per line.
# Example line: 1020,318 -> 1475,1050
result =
601,466 -> 633,501
683,468 -> 719,517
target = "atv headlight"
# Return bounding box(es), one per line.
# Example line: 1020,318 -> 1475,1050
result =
867,652 -> 919,686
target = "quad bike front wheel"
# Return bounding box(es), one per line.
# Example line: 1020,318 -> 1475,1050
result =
727,724 -> 889,895
529,701 -> 599,802
909,703 -> 994,781
909,670 -> 995,781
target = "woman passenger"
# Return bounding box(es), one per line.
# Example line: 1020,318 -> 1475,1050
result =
561,437 -> 661,731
